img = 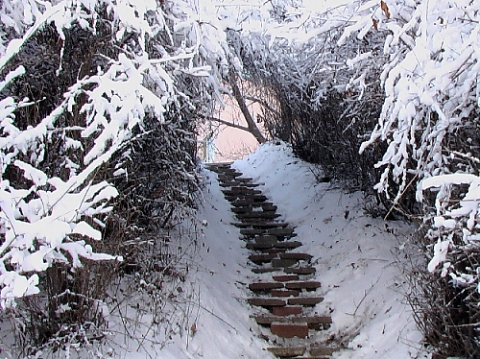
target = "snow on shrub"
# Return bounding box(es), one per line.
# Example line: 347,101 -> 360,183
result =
350,1 -> 480,353
356,0 -> 480,201
0,0 -> 237,312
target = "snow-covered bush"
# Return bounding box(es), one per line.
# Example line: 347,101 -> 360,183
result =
231,1 -> 389,192
350,0 -> 480,355
0,0 -> 232,352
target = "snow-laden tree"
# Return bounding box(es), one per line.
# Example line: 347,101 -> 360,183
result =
0,0 -> 240,349
349,0 -> 480,355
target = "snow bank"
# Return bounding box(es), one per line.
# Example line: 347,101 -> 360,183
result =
234,141 -> 427,359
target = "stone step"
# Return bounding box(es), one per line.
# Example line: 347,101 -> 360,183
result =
252,315 -> 332,330
247,298 -> 285,307
267,346 -> 306,357
249,282 -> 284,292
285,281 -> 321,291
271,323 -> 308,338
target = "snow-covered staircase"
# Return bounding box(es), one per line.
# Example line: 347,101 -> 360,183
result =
207,163 -> 335,359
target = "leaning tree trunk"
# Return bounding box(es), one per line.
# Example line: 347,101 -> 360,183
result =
228,71 -> 266,144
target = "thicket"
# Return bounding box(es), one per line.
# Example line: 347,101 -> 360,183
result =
234,1 -> 480,357
0,0 -> 224,355
2,0 -> 480,357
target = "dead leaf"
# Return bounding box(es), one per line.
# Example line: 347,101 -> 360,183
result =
372,18 -> 379,31
380,1 -> 391,19
190,322 -> 197,337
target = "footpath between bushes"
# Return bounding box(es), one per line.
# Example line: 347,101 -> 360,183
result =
207,163 -> 335,359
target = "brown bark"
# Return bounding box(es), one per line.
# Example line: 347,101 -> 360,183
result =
228,71 -> 267,144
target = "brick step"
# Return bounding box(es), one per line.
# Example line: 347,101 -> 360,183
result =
222,189 -> 263,196
272,305 -> 303,316
236,212 -> 282,220
261,204 -> 278,212
247,298 -> 285,307
272,258 -> 302,267
241,228 -> 269,236
270,289 -> 300,297
215,170 -> 242,177
271,322 -> 308,338
273,274 -> 300,282
285,281 -> 321,291
263,248 -> 287,255
248,253 -> 277,264
255,235 -> 278,244
267,346 -> 333,359
220,181 -> 260,187
284,267 -> 316,275
267,347 -> 306,357
232,195 -> 268,203
249,253 -> 314,265
231,203 -> 276,211
241,227 -> 295,238
287,297 -> 324,306
267,228 -> 295,237
251,267 -> 283,274
267,346 -> 335,358
246,240 -> 302,250
233,222 -> 289,229
280,252 -> 313,261
252,315 -> 332,330
310,347 -> 335,356
218,174 -> 242,182
232,200 -> 270,208
249,282 -> 284,292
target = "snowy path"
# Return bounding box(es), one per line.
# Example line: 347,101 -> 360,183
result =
207,162 -> 334,358
155,142 -> 429,359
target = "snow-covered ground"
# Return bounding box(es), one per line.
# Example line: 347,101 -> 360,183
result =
151,141 -> 429,359
0,142 -> 430,359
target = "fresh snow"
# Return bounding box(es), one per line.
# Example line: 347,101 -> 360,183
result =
119,142 -> 428,359
0,142 -> 430,358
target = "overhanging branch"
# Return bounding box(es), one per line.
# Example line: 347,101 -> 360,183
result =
198,114 -> 250,133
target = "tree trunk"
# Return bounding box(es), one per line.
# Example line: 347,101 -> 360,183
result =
228,71 -> 266,144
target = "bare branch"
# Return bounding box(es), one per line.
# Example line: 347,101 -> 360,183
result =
244,95 -> 281,117
198,114 -> 251,133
